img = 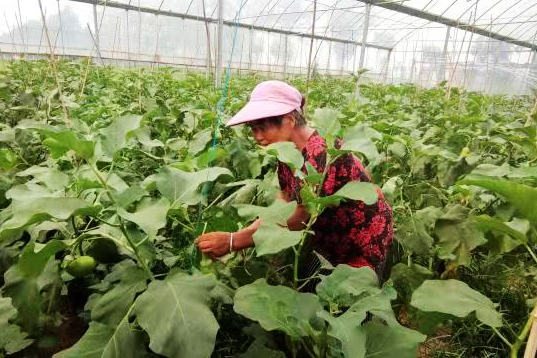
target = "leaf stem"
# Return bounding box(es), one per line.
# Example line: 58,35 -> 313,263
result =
524,243 -> 537,266
491,327 -> 512,349
118,217 -> 155,281
90,163 -> 155,281
510,304 -> 537,358
293,211 -> 318,289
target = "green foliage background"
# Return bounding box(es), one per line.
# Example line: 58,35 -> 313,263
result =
0,59 -> 536,357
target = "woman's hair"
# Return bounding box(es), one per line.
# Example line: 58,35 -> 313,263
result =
290,109 -> 307,127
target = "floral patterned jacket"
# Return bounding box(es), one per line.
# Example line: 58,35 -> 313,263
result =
277,131 -> 393,271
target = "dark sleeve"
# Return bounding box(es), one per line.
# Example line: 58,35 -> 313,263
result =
278,162 -> 301,202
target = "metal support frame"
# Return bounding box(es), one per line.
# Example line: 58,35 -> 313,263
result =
440,26 -> 451,82
215,0 -> 223,87
355,3 -> 371,95
383,48 -> 392,82
68,0 -> 391,51
248,27 -> 253,71
358,3 -> 371,71
359,0 -> 537,51
327,37 -> 332,72
93,3 -> 100,55
283,34 -> 288,76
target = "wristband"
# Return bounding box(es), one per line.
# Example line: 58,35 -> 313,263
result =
229,232 -> 234,253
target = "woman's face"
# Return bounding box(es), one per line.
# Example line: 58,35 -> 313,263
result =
248,115 -> 293,146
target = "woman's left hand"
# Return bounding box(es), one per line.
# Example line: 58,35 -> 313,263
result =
196,232 -> 232,258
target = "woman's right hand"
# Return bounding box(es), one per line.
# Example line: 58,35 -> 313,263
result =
196,231 -> 232,259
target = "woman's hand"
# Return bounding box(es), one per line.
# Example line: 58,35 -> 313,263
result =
196,232 -> 232,259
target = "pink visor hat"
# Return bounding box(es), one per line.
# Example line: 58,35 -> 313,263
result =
226,80 -> 303,126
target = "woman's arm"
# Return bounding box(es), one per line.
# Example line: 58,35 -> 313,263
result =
196,200 -> 309,258
196,218 -> 261,258
286,204 -> 310,230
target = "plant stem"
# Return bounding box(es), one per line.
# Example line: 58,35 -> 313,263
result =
524,243 -> 537,266
90,163 -> 155,281
293,212 -> 318,289
491,327 -> 512,349
292,153 -> 338,289
118,217 -> 155,281
510,304 -> 537,358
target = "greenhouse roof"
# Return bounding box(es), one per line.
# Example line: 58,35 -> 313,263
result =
2,0 -> 537,94
68,0 -> 537,50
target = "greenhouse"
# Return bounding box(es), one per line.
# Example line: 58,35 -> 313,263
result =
1,0 -> 537,357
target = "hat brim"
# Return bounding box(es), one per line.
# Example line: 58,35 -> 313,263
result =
226,100 -> 296,126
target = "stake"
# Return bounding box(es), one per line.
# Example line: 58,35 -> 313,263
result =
37,0 -> 70,124
306,0 -> 317,86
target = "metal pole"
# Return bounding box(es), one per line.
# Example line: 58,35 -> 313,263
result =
93,3 -> 100,55
440,26 -> 451,82
306,0 -> 317,84
283,34 -> 288,76
327,36 -> 332,74
356,3 -> 371,95
358,3 -> 371,71
249,27 -> 253,71
340,43 -> 345,75
352,30 -> 357,73
383,49 -> 392,82
215,0 -> 223,87
202,0 -> 212,78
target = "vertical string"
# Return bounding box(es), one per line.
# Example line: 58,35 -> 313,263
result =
189,0 -> 245,273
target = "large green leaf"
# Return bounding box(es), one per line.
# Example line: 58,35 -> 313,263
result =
0,197 -> 100,240
16,166 -> 69,191
115,185 -> 149,208
470,163 -> 537,179
411,279 -> 503,328
117,198 -> 169,238
53,320 -> 145,358
17,124 -> 95,160
0,297 -> 17,325
188,128 -> 212,156
234,279 -> 323,338
459,174 -> 537,225
99,114 -> 143,160
316,265 -> 380,307
311,108 -> 342,142
341,125 -> 381,163
91,265 -> 148,327
363,321 -> 425,358
307,182 -> 379,210
434,205 -> 486,266
152,166 -> 233,206
318,284 -> 421,358
390,263 -> 433,303
236,201 -> 302,256
348,286 -> 398,326
317,310 -> 367,358
133,126 -> 164,149
18,241 -> 67,278
0,297 -> 33,354
396,207 -> 443,256
475,215 -> 528,245
331,181 -> 379,205
133,271 -> 218,358
3,241 -> 66,334
0,148 -> 18,170
265,142 -> 304,171
74,166 -> 129,192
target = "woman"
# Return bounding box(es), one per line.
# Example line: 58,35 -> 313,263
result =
196,80 -> 393,278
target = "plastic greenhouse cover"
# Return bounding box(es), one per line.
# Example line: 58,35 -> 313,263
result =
2,0 -> 537,48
